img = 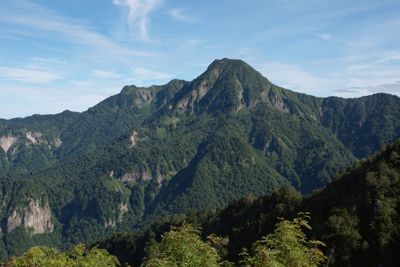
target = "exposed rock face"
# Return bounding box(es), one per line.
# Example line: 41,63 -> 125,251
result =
176,97 -> 192,113
119,173 -> 139,182
121,86 -> 156,106
132,89 -> 156,104
105,202 -> 129,228
118,203 -> 128,222
142,171 -> 152,181
6,198 -> 54,235
175,68 -> 221,113
270,94 -> 289,113
130,130 -> 139,147
0,135 -> 17,153
6,210 -> 22,233
53,137 -> 62,148
104,219 -> 116,228
119,170 -> 152,182
25,131 -> 43,145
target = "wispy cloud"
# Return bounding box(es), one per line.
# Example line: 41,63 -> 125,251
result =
256,62 -> 337,95
113,0 -> 163,42
133,67 -> 173,79
131,67 -> 173,85
0,66 -> 63,84
31,57 -> 67,65
0,0 -> 157,61
0,83 -> 108,118
168,8 -> 197,22
335,82 -> 400,96
256,55 -> 400,97
317,33 -> 332,41
91,69 -> 122,79
272,0 -> 329,10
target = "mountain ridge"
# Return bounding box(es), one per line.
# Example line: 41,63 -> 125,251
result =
0,58 -> 399,259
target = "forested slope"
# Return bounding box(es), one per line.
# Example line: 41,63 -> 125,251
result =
0,59 -> 400,259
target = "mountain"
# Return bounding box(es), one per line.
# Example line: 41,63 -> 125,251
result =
97,140 -> 400,267
0,58 -> 399,258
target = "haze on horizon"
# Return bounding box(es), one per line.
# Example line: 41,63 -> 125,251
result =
0,0 -> 399,119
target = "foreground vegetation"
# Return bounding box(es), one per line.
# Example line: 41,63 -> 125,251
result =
3,244 -> 120,267
3,215 -> 326,267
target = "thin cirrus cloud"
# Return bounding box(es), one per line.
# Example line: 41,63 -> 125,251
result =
132,67 -> 174,83
256,62 -> 338,95
0,0 -> 157,61
335,82 -> 400,96
168,8 -> 197,22
257,59 -> 400,97
91,70 -> 122,79
0,66 -> 63,84
113,0 -> 163,42
317,33 -> 332,41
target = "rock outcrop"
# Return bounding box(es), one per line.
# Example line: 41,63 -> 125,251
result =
118,202 -> 128,222
25,131 -> 43,145
130,130 -> 139,147
119,170 -> 152,182
0,135 -> 17,153
104,202 -> 129,228
53,137 -> 62,148
6,198 -> 54,235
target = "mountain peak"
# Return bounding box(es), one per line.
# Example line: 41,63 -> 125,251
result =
207,58 -> 249,69
169,58 -> 274,114
205,58 -> 262,78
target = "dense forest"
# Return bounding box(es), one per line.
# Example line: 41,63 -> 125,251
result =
95,140 -> 400,266
4,140 -> 399,266
0,59 -> 399,261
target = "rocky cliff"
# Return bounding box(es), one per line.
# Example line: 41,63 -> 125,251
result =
6,198 -> 54,235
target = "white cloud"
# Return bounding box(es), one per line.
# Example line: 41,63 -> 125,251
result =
0,66 -> 62,84
187,39 -> 201,46
168,8 -> 196,22
273,0 -> 329,10
31,57 -> 67,65
335,82 -> 400,97
345,52 -> 400,72
113,0 -> 162,42
0,0 -> 157,62
0,84 -> 107,118
256,62 -> 337,95
91,69 -> 122,79
180,38 -> 202,48
317,33 -> 332,41
256,58 -> 400,98
133,67 -> 173,80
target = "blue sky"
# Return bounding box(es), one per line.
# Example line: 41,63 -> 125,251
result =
0,0 -> 399,118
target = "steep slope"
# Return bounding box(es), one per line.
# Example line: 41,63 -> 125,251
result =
320,94 -> 400,158
0,58 -> 399,259
0,110 -> 80,178
97,140 -> 400,267
206,140 -> 400,266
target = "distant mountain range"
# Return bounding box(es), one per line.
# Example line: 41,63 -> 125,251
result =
0,58 -> 399,258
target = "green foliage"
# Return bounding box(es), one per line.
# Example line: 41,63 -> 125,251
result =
320,94 -> 400,158
4,227 -> 35,257
143,224 -> 221,267
98,141 -> 400,267
240,213 -> 326,267
7,244 -> 121,267
324,208 -> 361,265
